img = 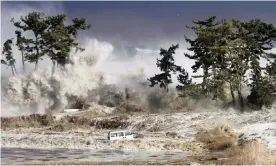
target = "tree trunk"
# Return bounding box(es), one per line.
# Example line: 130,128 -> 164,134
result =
34,63 -> 38,71
202,68 -> 208,95
11,66 -> 14,76
13,65 -> 18,75
51,61 -> 56,75
34,35 -> 39,71
237,84 -> 245,113
21,50 -> 25,72
229,82 -> 236,105
125,88 -> 130,100
212,66 -> 218,100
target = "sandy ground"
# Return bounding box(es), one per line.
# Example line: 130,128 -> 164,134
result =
2,106 -> 276,154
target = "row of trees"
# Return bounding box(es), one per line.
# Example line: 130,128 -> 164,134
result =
2,12 -> 91,75
149,16 -> 276,112
2,13 -> 275,112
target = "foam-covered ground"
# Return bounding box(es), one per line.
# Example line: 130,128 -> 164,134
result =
2,106 -> 276,153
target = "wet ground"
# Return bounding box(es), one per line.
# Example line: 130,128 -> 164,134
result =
1,147 -> 189,165
1,108 -> 276,165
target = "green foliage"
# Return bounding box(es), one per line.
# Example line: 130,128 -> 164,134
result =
67,18 -> 91,37
42,14 -> 72,73
177,67 -> 192,86
176,66 -> 199,99
148,44 -> 180,92
11,12 -> 48,69
8,12 -> 91,73
177,83 -> 202,99
242,20 -> 276,110
15,30 -> 32,72
4,12 -> 276,112
1,39 -> 17,75
43,15 -> 91,69
150,16 -> 276,112
266,53 -> 276,77
184,16 -> 222,96
247,77 -> 276,110
247,50 -> 276,110
184,17 -> 232,101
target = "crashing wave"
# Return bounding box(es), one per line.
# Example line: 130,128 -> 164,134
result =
1,39 -> 113,116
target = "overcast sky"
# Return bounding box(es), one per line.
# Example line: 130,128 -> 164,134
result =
2,1 -> 276,50
1,1 -> 276,78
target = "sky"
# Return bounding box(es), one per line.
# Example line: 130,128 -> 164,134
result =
2,1 -> 276,51
1,1 -> 276,78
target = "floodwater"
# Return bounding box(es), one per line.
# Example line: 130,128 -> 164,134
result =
1,147 -> 189,164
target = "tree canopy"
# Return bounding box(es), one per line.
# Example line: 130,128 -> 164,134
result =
2,12 -> 91,75
1,39 -> 17,75
148,44 -> 180,92
149,16 -> 276,112
2,12 -> 276,112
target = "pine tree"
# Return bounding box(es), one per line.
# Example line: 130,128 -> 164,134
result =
243,19 -> 276,110
184,16 -> 221,95
11,12 -> 48,70
10,12 -> 91,73
176,66 -> 198,98
1,39 -> 17,75
14,30 -> 32,72
148,44 -> 179,92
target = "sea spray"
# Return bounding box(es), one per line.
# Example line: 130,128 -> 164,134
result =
1,39 -> 113,116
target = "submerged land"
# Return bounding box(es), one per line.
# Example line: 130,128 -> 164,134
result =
2,101 -> 276,165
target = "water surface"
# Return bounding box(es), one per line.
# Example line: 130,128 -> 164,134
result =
1,147 -> 188,164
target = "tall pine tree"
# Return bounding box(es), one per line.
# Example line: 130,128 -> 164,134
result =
148,44 -> 179,92
1,39 -> 17,75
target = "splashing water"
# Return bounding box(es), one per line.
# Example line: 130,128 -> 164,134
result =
1,39 -> 114,117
